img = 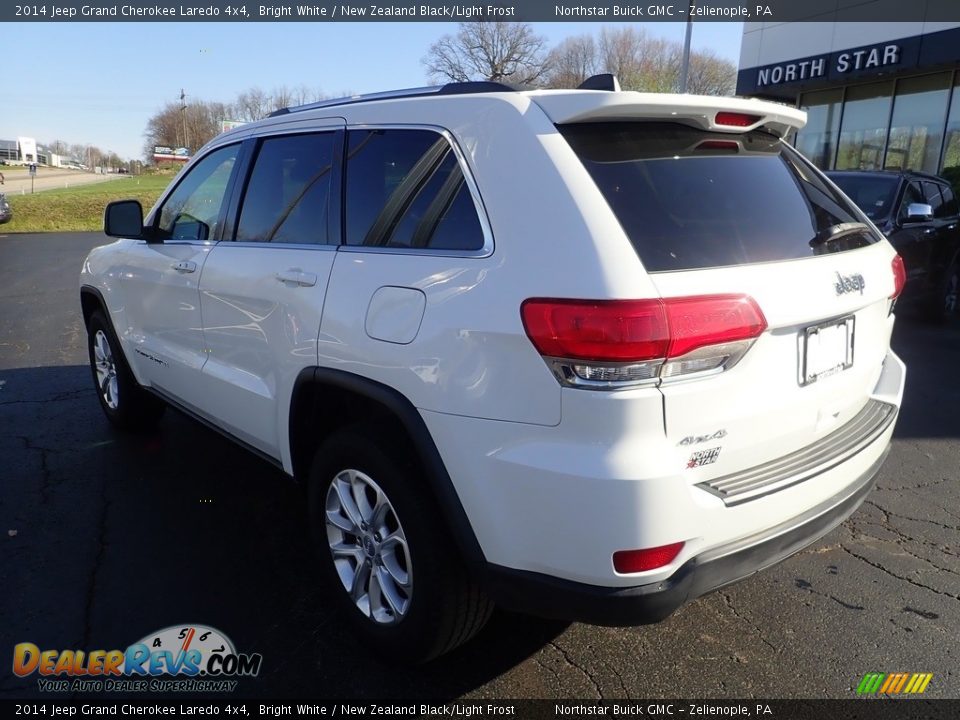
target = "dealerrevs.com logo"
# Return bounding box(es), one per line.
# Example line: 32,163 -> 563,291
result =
13,624 -> 262,693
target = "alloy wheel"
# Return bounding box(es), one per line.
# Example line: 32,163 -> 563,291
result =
93,330 -> 119,410
325,469 -> 412,625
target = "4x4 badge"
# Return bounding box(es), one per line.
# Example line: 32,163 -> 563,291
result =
835,272 -> 866,295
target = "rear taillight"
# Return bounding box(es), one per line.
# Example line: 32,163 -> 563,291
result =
715,112 -> 761,127
891,254 -> 906,299
521,295 -> 767,389
613,542 -> 685,573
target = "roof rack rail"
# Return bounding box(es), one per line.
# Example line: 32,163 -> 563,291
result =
269,80 -> 519,117
577,74 -> 621,92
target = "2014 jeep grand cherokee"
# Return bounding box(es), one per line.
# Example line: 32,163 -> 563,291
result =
81,78 -> 906,662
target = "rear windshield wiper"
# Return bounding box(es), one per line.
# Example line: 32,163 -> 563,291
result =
809,222 -> 872,248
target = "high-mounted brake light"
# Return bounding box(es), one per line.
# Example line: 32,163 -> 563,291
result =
521,295 -> 767,389
613,542 -> 685,573
715,112 -> 761,127
697,140 -> 740,151
891,254 -> 906,300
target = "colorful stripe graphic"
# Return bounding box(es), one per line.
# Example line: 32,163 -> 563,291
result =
857,673 -> 933,695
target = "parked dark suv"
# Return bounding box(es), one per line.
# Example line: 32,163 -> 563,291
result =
827,170 -> 960,322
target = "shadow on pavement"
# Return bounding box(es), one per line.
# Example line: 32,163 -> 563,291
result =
0,365 -> 567,699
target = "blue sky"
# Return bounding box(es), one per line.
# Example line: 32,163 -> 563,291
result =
5,22 -> 743,160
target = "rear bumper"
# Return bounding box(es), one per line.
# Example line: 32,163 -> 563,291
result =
482,445 -> 887,625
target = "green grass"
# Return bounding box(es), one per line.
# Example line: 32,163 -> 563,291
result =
2,176 -> 174,233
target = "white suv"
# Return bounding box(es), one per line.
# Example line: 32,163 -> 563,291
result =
81,77 -> 906,662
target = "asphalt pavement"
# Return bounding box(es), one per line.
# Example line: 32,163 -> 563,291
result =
1,232 -> 958,700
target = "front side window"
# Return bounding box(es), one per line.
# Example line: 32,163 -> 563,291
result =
156,144 -> 238,241
344,129 -> 484,252
235,132 -> 337,244
922,182 -> 945,218
898,182 -> 924,221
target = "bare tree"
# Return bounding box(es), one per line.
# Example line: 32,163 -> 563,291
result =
597,26 -> 648,90
235,88 -> 270,122
685,49 -> 737,96
544,26 -> 735,96
269,86 -> 294,113
424,22 -> 550,86
545,35 -> 598,89
143,100 -> 223,159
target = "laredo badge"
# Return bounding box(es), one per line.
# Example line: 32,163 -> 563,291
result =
687,447 -> 721,469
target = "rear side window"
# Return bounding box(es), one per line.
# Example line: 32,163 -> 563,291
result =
939,185 -> 959,218
236,132 -> 336,244
559,122 -> 877,272
826,174 -> 898,221
344,129 -> 485,252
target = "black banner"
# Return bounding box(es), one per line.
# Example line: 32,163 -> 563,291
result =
4,0 -> 960,23
2,700 -> 959,719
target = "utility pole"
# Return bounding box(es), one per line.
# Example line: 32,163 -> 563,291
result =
679,6 -> 694,93
180,88 -> 189,152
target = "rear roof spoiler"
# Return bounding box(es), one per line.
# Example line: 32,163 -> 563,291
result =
531,92 -> 807,138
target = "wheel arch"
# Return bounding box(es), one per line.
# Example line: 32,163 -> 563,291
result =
289,367 -> 485,567
80,284 -> 108,327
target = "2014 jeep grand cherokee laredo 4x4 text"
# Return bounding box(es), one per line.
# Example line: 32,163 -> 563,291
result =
81,78 -> 906,662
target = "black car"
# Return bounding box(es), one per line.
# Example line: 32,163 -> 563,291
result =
0,193 -> 11,225
826,169 -> 959,322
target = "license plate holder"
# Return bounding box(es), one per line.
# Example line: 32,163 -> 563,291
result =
800,316 -> 855,386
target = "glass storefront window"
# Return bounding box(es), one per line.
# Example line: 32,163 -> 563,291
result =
836,81 -> 893,171
795,89 -> 843,169
942,75 -> 960,186
884,73 -> 951,174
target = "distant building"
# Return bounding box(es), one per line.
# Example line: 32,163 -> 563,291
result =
738,17 -> 960,176
0,137 -> 62,167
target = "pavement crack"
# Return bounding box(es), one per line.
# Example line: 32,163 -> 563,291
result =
839,544 -> 960,602
719,591 -> 779,652
864,500 -> 959,532
881,477 -> 950,491
605,660 -> 630,698
81,477 -> 111,649
0,389 -> 90,407
548,640 -> 603,699
533,654 -> 563,691
15,435 -> 54,505
857,501 -> 960,562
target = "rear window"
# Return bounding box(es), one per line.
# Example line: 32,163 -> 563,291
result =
560,122 -> 878,272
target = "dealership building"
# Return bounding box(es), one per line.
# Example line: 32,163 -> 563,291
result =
738,19 -> 960,176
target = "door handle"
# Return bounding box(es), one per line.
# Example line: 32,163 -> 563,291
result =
276,269 -> 317,287
172,260 -> 197,273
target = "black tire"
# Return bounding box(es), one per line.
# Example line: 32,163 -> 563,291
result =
86,310 -> 166,430
307,425 -> 492,663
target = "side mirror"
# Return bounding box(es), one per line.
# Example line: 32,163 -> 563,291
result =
104,200 -> 145,238
903,202 -> 933,223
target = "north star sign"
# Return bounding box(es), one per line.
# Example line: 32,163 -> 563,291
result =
757,43 -> 901,87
